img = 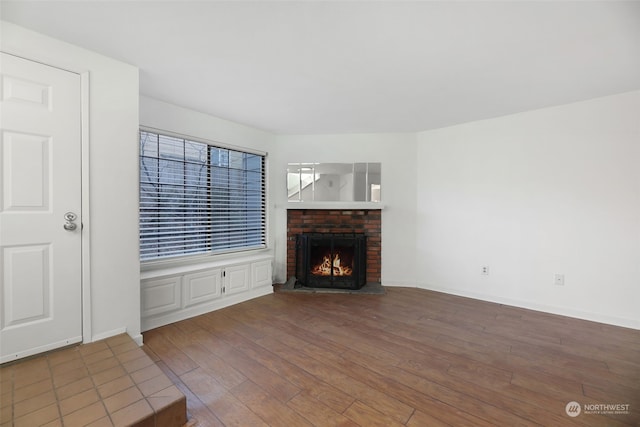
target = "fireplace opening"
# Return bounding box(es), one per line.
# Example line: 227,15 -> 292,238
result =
296,233 -> 366,289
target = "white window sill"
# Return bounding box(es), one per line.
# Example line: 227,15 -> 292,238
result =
140,249 -> 272,280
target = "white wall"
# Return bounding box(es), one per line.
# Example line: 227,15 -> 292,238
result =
416,91 -> 640,329
140,96 -> 275,154
1,22 -> 142,342
273,133 -> 418,285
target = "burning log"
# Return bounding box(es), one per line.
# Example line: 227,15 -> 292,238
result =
311,253 -> 352,276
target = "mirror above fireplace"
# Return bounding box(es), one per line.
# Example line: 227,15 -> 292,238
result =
287,162 -> 381,203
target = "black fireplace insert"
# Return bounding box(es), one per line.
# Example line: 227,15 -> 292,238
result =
296,233 -> 366,289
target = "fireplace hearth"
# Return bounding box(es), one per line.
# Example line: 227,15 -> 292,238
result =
296,233 -> 366,290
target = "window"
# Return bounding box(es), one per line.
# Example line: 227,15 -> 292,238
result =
139,130 -> 266,261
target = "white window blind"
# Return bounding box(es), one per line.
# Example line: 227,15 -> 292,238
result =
139,130 -> 266,261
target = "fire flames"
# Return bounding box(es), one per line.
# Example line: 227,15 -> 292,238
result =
311,253 -> 353,276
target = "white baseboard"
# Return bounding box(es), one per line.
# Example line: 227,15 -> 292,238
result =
91,327 -> 127,342
418,282 -> 640,330
89,328 -> 144,346
380,279 -> 418,287
130,334 -> 144,346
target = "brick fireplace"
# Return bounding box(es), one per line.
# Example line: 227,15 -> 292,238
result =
286,209 -> 381,285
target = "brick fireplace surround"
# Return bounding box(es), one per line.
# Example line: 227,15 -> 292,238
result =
286,209 -> 382,284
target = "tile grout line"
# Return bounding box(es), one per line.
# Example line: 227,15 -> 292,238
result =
106,335 -> 179,426
81,345 -> 115,426
104,337 -> 147,426
46,352 -> 65,425
105,341 -> 129,426
5,334 -> 187,427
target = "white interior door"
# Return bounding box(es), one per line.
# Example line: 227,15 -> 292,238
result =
0,52 -> 82,363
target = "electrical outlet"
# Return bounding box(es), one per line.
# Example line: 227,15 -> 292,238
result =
554,274 -> 565,286
481,266 -> 489,275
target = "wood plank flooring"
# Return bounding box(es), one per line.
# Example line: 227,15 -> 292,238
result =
142,287 -> 640,426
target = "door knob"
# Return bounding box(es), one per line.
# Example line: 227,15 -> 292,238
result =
63,212 -> 78,231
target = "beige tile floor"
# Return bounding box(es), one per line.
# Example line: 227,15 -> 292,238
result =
0,334 -> 186,427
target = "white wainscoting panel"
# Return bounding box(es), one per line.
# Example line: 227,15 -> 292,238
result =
251,260 -> 272,289
141,276 -> 181,318
183,269 -> 222,308
140,254 -> 273,331
225,264 -> 250,295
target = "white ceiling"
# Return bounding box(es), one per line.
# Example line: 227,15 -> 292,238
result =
2,1 -> 640,134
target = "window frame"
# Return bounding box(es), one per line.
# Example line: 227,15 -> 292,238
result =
139,127 -> 268,265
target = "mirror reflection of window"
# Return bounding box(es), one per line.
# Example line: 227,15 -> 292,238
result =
287,163 -> 381,202
367,163 -> 381,202
287,164 -> 316,201
371,184 -> 381,202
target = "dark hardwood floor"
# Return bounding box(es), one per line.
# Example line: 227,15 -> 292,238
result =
142,287 -> 640,426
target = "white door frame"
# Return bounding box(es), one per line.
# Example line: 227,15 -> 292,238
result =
79,70 -> 92,344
